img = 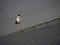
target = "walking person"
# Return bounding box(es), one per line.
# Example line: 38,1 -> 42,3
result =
15,14 -> 22,24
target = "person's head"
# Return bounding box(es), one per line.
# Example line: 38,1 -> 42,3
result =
18,14 -> 20,16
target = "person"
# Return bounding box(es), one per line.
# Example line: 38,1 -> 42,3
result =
15,14 -> 22,24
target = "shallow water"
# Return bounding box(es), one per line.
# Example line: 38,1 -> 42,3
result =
0,0 -> 60,36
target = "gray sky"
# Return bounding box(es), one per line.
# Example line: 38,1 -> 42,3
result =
0,0 -> 60,36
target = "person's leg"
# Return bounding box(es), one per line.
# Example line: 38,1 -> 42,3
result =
15,21 -> 20,24
15,21 -> 18,24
